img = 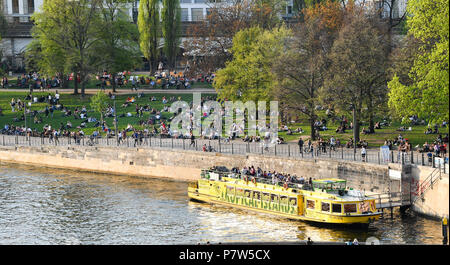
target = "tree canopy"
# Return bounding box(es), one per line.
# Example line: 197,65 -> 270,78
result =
388,0 -> 449,124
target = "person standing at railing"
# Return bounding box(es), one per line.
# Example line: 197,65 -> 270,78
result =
330,136 -> 336,151
361,146 -> 367,162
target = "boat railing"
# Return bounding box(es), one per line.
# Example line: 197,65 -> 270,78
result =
203,170 -> 308,189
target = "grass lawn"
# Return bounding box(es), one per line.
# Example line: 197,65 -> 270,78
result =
0,91 -> 447,148
277,122 -> 448,148
0,91 -> 216,135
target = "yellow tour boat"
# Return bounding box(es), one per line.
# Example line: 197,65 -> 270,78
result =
188,167 -> 382,226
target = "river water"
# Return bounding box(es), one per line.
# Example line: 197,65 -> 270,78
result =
0,163 -> 443,245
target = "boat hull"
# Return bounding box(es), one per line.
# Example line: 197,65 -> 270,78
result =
188,188 -> 381,225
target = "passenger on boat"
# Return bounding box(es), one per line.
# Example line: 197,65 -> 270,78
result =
299,176 -> 305,184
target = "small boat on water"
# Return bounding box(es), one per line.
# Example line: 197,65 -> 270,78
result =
188,167 -> 382,226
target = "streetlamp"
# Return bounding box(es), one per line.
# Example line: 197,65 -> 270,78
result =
114,99 -> 118,145
350,103 -> 357,156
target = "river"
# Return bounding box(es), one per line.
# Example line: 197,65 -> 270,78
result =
0,163 -> 443,245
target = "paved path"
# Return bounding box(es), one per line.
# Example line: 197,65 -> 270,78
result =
0,88 -> 216,94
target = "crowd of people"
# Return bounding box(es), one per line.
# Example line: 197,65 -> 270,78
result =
230,165 -> 310,186
2,69 -> 215,91
2,73 -> 62,90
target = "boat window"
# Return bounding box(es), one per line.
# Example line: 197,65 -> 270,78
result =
280,196 -> 288,205
236,188 -> 244,197
262,193 -> 270,201
253,191 -> 261,200
344,204 -> 357,213
271,194 -> 279,203
289,197 -> 297,207
321,202 -> 330,212
226,186 -> 235,194
332,204 -> 342,213
359,201 -> 370,212
244,190 -> 251,198
307,200 -> 315,209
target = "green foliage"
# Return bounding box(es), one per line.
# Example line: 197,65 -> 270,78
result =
138,0 -> 160,74
387,0 -> 449,124
90,91 -> 109,122
214,26 -> 291,102
162,0 -> 181,70
93,0 -> 142,91
31,0 -> 103,95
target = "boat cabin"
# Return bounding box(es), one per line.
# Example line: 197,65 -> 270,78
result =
312,179 -> 346,194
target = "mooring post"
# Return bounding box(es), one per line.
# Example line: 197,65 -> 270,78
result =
443,217 -> 448,245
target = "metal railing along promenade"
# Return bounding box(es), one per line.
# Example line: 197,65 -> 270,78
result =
0,133 -> 447,172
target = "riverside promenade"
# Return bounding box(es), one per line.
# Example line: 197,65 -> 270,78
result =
0,133 -> 447,172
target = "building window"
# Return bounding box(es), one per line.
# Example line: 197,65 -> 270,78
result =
191,8 -> 204,21
181,8 -> 189,21
28,0 -> 35,14
12,0 -> 20,14
332,204 -> 342,213
194,0 -> 206,3
287,6 -> 292,15
321,202 -> 330,212
180,0 -> 192,3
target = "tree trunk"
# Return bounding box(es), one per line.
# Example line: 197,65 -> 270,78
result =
112,73 -> 117,93
59,73 -> 68,89
80,73 -> 85,98
73,74 -> 79,95
310,118 -> 316,141
354,109 -> 361,143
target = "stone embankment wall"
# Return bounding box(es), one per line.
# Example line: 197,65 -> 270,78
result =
410,165 -> 449,219
0,145 -> 447,218
0,145 -> 395,192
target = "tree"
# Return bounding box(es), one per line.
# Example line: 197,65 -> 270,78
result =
162,0 -> 181,71
138,0 -> 160,75
214,26 -> 291,103
273,1 -> 346,140
32,0 -> 102,96
183,0 -> 284,76
324,10 -> 390,142
90,91 -> 109,124
94,0 -> 141,92
271,0 -> 349,140
387,0 -> 449,124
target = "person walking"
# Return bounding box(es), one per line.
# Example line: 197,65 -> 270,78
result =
298,138 -> 304,154
190,132 -> 195,148
361,146 -> 367,162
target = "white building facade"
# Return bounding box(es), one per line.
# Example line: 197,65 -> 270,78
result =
1,0 -> 405,72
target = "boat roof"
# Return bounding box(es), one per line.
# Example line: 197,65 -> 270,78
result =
312,178 -> 346,183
